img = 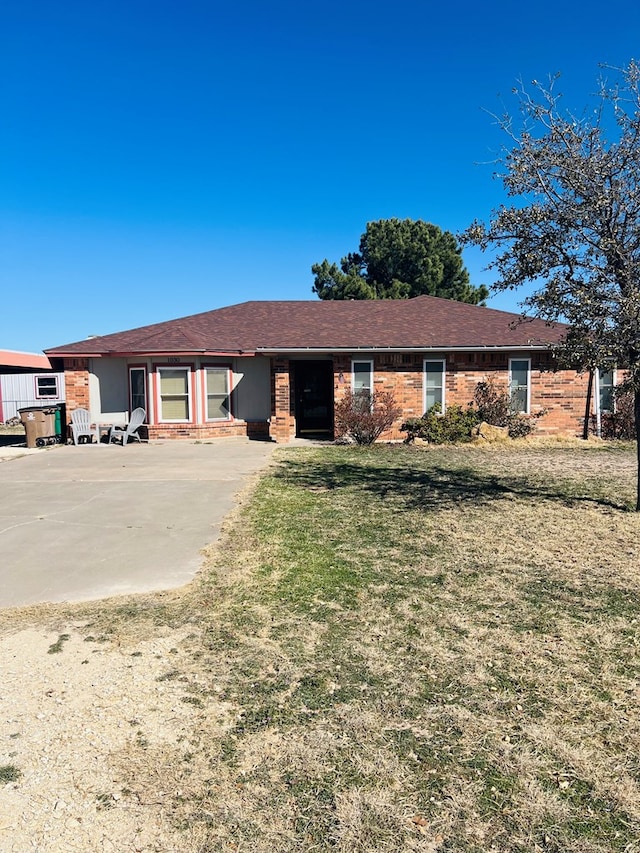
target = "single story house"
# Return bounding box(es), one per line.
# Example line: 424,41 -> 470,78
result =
0,350 -> 65,423
44,296 -> 609,442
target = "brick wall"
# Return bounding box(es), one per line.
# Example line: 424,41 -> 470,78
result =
270,357 -> 294,442
333,354 -> 351,409
332,353 -> 423,441
442,352 -> 590,435
147,420 -> 270,441
62,358 -> 90,415
331,352 -> 590,441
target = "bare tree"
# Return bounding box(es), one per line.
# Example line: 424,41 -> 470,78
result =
463,61 -> 640,509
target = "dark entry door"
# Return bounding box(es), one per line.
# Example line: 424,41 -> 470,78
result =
294,361 -> 334,437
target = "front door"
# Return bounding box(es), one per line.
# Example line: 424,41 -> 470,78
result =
294,361 -> 333,438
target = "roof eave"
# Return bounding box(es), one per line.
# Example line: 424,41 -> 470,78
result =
47,349 -> 258,358
47,344 -> 561,358
257,344 -> 558,354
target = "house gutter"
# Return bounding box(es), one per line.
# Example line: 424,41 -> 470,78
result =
257,344 -> 556,354
45,350 -> 258,358
46,344 -> 558,358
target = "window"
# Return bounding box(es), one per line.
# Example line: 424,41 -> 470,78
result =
423,359 -> 446,412
35,375 -> 59,398
205,367 -> 231,420
509,358 -> 530,413
598,367 -> 615,412
352,360 -> 373,397
129,367 -> 147,413
158,367 -> 191,421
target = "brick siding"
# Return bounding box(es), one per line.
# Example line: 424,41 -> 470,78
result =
62,358 -> 90,417
330,352 -> 590,442
270,357 -> 294,442
147,420 -> 270,441
275,353 -> 591,443
59,359 -> 91,442
368,353 -> 590,440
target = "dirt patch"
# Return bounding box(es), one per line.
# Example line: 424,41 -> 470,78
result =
0,621 -> 234,852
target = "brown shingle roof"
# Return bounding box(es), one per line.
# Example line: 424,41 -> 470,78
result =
45,296 -> 565,356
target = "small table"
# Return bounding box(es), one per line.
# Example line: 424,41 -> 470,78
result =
97,424 -> 115,444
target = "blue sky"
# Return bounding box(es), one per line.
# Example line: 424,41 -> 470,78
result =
2,0 -> 639,352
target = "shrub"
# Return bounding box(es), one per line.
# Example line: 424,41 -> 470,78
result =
334,388 -> 401,445
505,415 -> 537,439
594,387 -> 636,439
473,379 -> 512,426
402,379 -> 543,445
401,416 -> 427,443
473,378 -> 539,439
401,403 -> 479,444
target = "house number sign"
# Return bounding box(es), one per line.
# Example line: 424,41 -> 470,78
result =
168,357 -> 181,363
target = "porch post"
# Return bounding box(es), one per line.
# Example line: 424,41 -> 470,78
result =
271,357 -> 294,442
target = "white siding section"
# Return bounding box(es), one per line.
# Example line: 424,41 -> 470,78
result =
91,358 -> 129,422
231,356 -> 271,421
0,373 -> 65,421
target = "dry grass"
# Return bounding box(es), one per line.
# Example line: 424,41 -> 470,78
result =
3,440 -> 640,852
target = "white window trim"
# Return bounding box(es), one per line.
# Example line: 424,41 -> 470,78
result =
596,366 -> 616,415
509,358 -> 531,414
157,365 -> 192,423
34,374 -> 59,399
204,366 -> 232,422
423,358 -> 446,413
351,359 -> 374,394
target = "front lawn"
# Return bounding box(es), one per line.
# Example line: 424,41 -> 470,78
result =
59,442 -> 640,850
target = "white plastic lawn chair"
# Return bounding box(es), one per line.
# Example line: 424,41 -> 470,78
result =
70,408 -> 98,445
108,407 -> 146,446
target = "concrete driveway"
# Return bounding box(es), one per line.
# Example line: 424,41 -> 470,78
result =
0,439 -> 274,608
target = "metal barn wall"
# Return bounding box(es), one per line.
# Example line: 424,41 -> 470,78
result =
0,373 -> 66,421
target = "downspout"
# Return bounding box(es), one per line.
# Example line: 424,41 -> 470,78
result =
594,369 -> 602,439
